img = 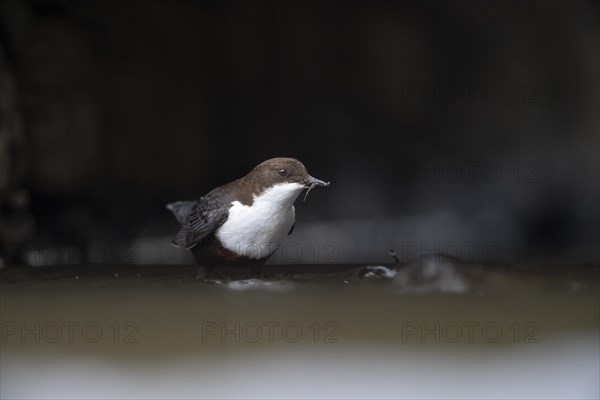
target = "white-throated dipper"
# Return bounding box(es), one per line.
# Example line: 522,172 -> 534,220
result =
167,157 -> 329,277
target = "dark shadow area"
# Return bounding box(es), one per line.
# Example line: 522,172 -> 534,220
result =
0,1 -> 598,264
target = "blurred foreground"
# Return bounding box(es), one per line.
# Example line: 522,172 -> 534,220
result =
1,261 -> 598,399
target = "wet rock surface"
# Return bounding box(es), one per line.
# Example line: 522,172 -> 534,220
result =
1,258 -> 597,295
1,261 -> 598,399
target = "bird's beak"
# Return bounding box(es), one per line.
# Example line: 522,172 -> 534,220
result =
304,175 -> 330,187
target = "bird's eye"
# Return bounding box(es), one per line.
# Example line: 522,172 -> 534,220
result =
278,168 -> 287,176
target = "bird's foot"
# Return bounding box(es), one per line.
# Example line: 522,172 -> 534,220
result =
205,268 -> 232,283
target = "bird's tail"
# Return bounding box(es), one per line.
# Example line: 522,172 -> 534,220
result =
165,201 -> 195,225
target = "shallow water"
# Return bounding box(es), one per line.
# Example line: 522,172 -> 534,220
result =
1,262 -> 598,399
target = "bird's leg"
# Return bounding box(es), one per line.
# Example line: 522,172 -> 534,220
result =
195,265 -> 207,280
250,264 -> 264,280
203,265 -> 232,282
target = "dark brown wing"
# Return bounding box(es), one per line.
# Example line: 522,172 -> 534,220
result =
172,189 -> 232,249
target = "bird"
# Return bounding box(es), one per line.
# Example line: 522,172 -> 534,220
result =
166,157 -> 330,278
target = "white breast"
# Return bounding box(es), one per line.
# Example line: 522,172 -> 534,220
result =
215,182 -> 305,259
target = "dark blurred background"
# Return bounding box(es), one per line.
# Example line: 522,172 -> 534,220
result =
0,0 -> 598,266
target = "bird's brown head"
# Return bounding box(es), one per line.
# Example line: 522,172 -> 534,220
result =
244,157 -> 330,190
